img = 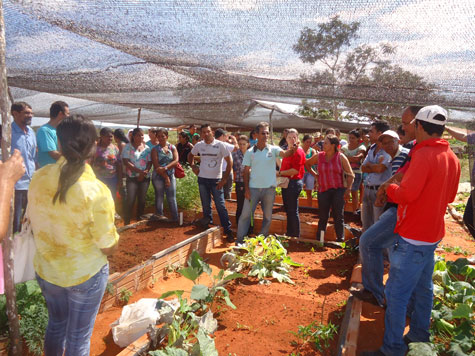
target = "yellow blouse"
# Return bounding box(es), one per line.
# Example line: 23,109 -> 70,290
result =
27,157 -> 119,287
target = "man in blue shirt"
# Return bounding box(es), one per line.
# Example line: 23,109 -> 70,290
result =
11,102 -> 37,233
37,101 -> 69,167
360,120 -> 391,231
236,122 -> 296,244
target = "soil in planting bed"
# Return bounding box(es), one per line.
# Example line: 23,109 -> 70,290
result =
109,211 -> 207,274
90,239 -> 358,356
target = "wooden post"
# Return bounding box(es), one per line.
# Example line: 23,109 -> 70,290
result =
269,108 -> 274,145
136,108 -> 141,128
0,1 -> 23,355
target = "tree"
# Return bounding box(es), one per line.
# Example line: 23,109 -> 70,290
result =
293,15 -> 437,121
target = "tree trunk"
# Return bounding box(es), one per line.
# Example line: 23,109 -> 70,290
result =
0,1 -> 23,355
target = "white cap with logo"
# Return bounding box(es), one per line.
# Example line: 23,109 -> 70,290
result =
415,105 -> 447,125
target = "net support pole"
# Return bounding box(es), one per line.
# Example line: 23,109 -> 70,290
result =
269,108 -> 274,145
0,1 -> 23,355
136,108 -> 142,128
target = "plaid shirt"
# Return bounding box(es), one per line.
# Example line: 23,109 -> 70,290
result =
232,149 -> 245,182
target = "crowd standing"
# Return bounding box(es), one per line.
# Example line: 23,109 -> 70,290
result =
0,98 -> 472,356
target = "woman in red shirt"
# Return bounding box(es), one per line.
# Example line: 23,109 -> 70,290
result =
306,134 -> 354,241
278,129 -> 306,237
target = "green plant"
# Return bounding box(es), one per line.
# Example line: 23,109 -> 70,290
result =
118,288 -> 133,304
0,280 -> 48,355
431,257 -> 474,354
106,282 -> 114,296
221,235 -> 302,284
145,165 -> 200,210
452,202 -> 466,214
155,251 -> 242,355
440,245 -> 469,256
290,321 -> 338,353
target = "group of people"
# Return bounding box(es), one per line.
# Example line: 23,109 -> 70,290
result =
0,98 -> 472,356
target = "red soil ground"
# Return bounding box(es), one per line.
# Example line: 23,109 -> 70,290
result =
90,199 -> 473,356
91,239 -> 357,356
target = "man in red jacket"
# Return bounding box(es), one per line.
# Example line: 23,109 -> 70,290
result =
361,105 -> 461,356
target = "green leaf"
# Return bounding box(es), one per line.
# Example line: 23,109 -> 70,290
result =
433,284 -> 445,297
459,265 -> 475,280
448,342 -> 470,356
190,284 -> 209,301
196,328 -> 219,356
434,260 -> 447,272
149,347 -> 189,356
159,290 -> 184,299
451,304 -> 471,319
179,267 -> 200,282
407,342 -> 437,356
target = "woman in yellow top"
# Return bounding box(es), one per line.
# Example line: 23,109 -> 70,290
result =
27,115 -> 119,356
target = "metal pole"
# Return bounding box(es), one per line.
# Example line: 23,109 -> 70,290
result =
269,108 -> 274,145
136,108 -> 141,128
0,1 -> 23,354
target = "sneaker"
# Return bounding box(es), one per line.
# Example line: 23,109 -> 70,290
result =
150,214 -> 168,221
225,231 -> 234,242
350,288 -> 386,308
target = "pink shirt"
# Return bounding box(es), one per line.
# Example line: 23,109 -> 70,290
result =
317,151 -> 344,193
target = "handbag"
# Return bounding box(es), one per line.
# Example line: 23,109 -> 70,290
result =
174,162 -> 185,178
276,176 -> 289,189
13,217 -> 36,284
339,153 -> 349,188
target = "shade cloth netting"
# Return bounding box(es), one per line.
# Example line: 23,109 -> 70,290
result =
4,0 -> 475,129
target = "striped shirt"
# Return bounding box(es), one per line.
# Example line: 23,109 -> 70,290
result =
317,151 -> 344,193
390,146 -> 410,175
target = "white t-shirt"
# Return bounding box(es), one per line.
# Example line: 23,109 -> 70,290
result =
191,139 -> 231,179
220,141 -> 235,171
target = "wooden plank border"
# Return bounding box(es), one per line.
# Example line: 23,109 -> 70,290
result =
99,226 -> 223,313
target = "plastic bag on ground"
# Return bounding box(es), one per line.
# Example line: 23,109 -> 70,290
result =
111,298 -> 160,347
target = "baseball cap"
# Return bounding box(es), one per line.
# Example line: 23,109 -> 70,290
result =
378,130 -> 399,141
214,128 -> 227,139
414,105 -> 447,125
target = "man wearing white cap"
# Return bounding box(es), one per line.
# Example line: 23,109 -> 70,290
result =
352,130 -> 409,308
361,105 -> 461,356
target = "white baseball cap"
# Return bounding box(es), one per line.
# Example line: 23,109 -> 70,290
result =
378,130 -> 399,141
414,105 -> 447,125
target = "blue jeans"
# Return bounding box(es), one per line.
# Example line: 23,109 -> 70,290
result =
13,189 -> 28,234
362,186 -> 385,231
152,172 -> 178,221
36,264 -> 109,356
124,176 -> 150,225
198,177 -> 231,233
282,179 -> 303,237
359,207 -> 398,306
381,237 -> 437,356
317,188 -> 346,240
98,175 -> 118,200
237,187 -> 275,243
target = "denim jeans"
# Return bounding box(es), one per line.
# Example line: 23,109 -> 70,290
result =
317,188 -> 346,241
124,176 -> 150,225
282,179 -> 303,237
198,177 -> 231,233
362,186 -> 385,231
235,182 -> 245,224
13,189 -> 28,234
381,237 -> 438,356
222,171 -> 233,200
237,187 -> 275,243
359,206 -> 398,306
36,264 -> 109,356
152,172 -> 178,221
98,176 -> 118,200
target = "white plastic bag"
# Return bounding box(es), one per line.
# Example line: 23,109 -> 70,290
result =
13,219 -> 36,284
111,298 -> 160,347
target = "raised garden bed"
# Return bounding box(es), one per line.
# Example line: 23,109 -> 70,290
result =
90,236 -> 358,356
